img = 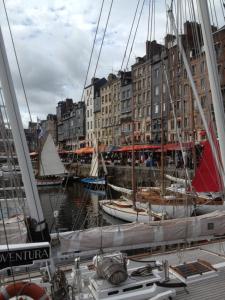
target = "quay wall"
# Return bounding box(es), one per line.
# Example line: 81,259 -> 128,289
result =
70,163 -> 193,187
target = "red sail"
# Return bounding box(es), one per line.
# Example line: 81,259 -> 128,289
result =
192,141 -> 222,192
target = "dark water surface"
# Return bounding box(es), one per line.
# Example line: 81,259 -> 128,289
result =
39,182 -> 124,233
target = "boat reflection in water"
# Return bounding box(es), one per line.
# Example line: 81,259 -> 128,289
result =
38,182 -> 125,233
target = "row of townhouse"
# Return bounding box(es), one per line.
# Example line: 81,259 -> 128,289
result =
36,21 -> 225,150
83,21 -> 225,148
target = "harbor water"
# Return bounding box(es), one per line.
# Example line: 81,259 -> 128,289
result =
39,182 -> 124,233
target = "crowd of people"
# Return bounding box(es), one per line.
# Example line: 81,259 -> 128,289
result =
62,149 -> 201,170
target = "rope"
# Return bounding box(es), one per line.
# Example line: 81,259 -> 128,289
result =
2,0 -> 33,123
120,0 -> 141,71
80,0 -> 105,103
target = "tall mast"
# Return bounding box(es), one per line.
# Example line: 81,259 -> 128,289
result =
197,0 -> 225,175
160,60 -> 165,195
131,94 -> 136,209
168,5 -> 225,187
190,87 -> 197,172
0,27 -> 46,233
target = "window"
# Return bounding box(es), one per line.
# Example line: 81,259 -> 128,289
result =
201,95 -> 206,108
163,83 -> 166,94
138,94 -> 141,104
184,117 -> 188,128
192,65 -> 196,75
155,104 -> 159,113
184,84 -> 189,95
126,90 -> 130,98
208,223 -> 214,230
200,61 -> 206,73
163,102 -> 166,111
201,78 -> 205,90
178,84 -> 182,97
147,105 -> 150,116
177,119 -> 181,128
154,68 -> 159,79
122,91 -> 126,99
138,81 -> 141,90
154,85 -> 159,96
138,108 -> 141,117
171,119 -> 174,130
142,78 -> 146,88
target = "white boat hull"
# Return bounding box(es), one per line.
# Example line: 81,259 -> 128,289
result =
100,200 -> 152,223
149,203 -> 193,219
195,204 -> 225,215
36,178 -> 63,186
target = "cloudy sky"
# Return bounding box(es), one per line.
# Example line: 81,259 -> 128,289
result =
0,0 -> 223,126
0,0 -> 169,126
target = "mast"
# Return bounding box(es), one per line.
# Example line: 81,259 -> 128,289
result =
190,87 -> 197,172
131,93 -> 136,209
160,60 -> 165,196
0,26 -> 48,239
197,0 -> 225,175
168,5 -> 225,187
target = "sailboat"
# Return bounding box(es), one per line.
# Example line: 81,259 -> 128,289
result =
80,139 -> 108,188
36,133 -> 67,186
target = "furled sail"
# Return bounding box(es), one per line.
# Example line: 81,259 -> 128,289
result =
39,134 -> 66,176
59,210 -> 225,253
165,174 -> 186,184
108,183 -> 133,195
89,151 -> 98,177
192,141 -> 222,192
0,215 -> 27,244
101,153 -> 108,175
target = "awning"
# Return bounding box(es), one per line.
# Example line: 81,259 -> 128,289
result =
106,145 -> 120,152
118,145 -> 160,152
164,142 -> 194,151
75,147 -> 94,154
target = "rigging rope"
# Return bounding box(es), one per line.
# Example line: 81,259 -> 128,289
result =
2,0 -> 33,123
121,0 -> 141,71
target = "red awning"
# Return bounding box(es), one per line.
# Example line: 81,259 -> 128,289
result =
118,145 -> 160,152
75,147 -> 94,154
164,142 -> 194,151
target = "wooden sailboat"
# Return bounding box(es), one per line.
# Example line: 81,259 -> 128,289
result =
36,133 -> 67,186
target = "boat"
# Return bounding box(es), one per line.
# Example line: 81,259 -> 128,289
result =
36,133 -> 67,186
81,139 -> 108,189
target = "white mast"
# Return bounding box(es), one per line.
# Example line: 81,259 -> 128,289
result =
168,4 -> 225,187
197,0 -> 225,175
0,27 -> 45,228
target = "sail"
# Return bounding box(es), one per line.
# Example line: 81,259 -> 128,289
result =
165,174 -> 186,184
59,210 -> 225,253
101,153 -> 108,175
0,215 -> 27,244
89,151 -> 98,177
39,134 -> 66,176
108,183 -> 133,195
192,141 -> 223,192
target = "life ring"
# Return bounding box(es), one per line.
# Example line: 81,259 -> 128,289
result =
0,281 -> 49,300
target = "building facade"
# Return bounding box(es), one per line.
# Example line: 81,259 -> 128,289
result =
84,77 -> 106,146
